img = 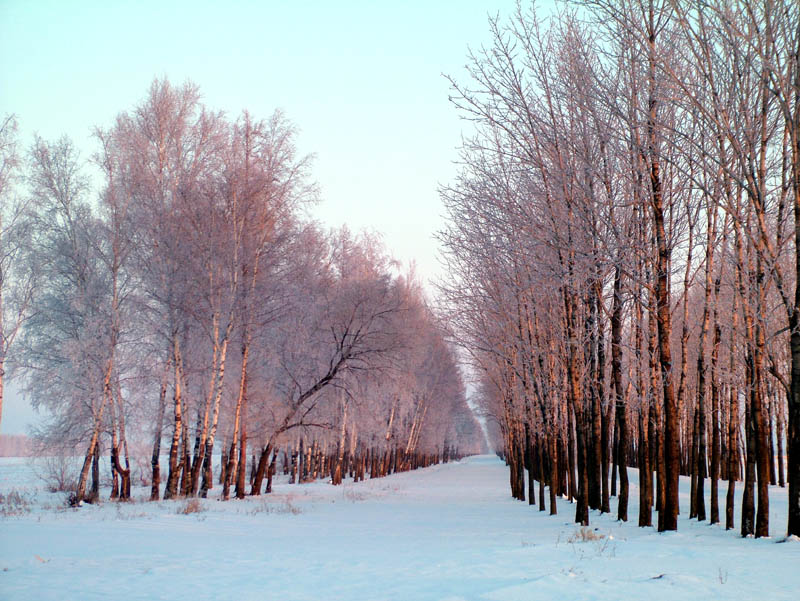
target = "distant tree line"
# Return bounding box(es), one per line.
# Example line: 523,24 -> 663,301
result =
0,80 -> 485,503
0,434 -> 30,457
439,0 -> 799,537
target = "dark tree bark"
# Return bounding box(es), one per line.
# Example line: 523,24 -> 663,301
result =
709,266 -> 723,524
88,442 -> 100,504
150,363 -> 168,500
742,355 -> 757,537
611,264 -> 628,522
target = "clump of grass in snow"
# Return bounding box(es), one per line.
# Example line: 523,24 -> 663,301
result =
247,498 -> 302,515
342,487 -> 369,503
114,503 -> 149,520
567,526 -> 605,543
565,526 -> 616,559
0,489 -> 31,516
177,498 -> 205,515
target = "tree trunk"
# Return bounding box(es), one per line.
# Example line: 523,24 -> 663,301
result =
164,334 -> 184,500
251,443 -> 271,495
653,195 -> 679,532
753,319 -> 770,538
789,309 -> 800,535
742,355 -> 756,537
777,399 -> 785,488
549,431 -> 558,515
0,361 -> 4,435
150,359 -> 170,500
710,283 -> 722,523
109,391 -> 120,500
266,447 -> 277,493
114,380 -> 131,500
89,442 -> 100,503
235,343 -> 250,500
638,399 -> 652,527
334,399 -> 348,486
611,264 -> 627,521
75,395 -> 107,505
526,423 -> 535,506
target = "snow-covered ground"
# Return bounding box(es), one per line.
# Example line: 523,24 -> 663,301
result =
0,455 -> 796,600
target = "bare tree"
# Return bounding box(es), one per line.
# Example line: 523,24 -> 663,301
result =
0,115 -> 37,432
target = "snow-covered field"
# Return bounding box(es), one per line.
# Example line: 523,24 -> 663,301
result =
0,455 -> 796,601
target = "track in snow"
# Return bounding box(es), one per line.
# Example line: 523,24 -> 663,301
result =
0,455 -> 797,600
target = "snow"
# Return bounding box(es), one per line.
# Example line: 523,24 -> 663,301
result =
0,455 -> 797,600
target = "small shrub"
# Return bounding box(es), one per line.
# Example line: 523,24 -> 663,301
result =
33,454 -> 79,493
177,498 -> 205,515
131,454 -> 152,487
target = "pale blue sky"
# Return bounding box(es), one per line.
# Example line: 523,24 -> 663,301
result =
0,0 -> 555,433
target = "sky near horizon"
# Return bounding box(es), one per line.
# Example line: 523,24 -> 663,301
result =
0,0 -> 556,434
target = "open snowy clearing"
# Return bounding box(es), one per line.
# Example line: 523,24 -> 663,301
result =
0,455 -> 796,601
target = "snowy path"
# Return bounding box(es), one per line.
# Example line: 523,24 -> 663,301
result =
0,455 -> 797,600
